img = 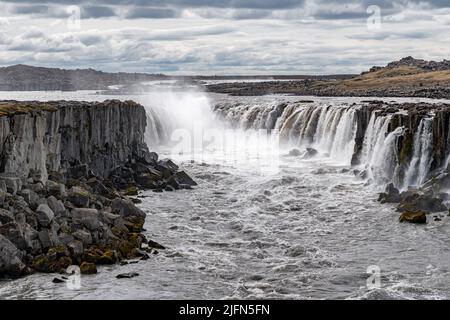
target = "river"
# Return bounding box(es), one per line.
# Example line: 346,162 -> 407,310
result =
0,88 -> 448,300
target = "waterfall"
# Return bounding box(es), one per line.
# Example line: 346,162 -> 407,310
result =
403,118 -> 434,188
142,94 -> 444,190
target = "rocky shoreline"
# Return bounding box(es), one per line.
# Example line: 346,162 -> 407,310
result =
0,100 -> 196,279
206,79 -> 450,100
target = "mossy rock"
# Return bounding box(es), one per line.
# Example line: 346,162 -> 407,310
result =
97,250 -> 117,265
80,262 -> 97,275
399,211 -> 427,224
118,240 -> 135,258
128,233 -> 145,248
124,217 -> 145,233
66,178 -> 82,188
82,247 -> 104,263
123,186 -> 139,196
47,246 -> 70,261
111,225 -> 129,239
32,255 -> 50,272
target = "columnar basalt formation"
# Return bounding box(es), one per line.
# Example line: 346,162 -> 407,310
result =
0,100 -> 196,279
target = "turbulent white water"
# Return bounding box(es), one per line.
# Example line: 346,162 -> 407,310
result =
0,90 -> 449,300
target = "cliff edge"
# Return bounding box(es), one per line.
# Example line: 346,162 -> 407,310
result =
0,100 -> 196,279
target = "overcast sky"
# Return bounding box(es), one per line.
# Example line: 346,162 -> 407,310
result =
0,0 -> 449,75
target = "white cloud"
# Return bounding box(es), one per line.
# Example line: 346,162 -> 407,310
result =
0,1 -> 449,74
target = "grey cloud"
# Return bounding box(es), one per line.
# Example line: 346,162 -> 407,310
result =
82,6 -> 116,18
124,7 -> 178,19
10,4 -> 49,15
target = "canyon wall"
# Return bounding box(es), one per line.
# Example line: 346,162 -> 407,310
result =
0,100 -> 149,186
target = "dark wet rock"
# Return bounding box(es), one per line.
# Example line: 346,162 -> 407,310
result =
303,148 -> 318,159
147,240 -> 166,250
167,171 -> 197,189
399,211 -> 427,224
116,272 -> 139,279
52,277 -> 65,284
378,183 -> 401,203
396,194 -> 447,213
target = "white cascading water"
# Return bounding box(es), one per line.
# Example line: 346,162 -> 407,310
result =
403,118 -> 434,188
142,94 -> 439,189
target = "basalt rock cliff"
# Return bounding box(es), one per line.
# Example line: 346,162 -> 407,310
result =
0,100 -> 196,278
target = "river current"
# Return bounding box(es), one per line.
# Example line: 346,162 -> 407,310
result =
0,89 -> 448,300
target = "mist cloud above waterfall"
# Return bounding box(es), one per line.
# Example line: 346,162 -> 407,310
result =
0,0 -> 449,74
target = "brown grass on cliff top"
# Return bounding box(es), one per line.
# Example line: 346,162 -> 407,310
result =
330,66 -> 450,90
0,102 -> 58,116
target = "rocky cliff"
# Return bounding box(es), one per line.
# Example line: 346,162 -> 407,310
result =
0,100 -> 196,279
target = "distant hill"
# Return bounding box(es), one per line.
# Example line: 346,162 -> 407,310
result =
0,64 -> 167,91
206,57 -> 450,99
366,56 -> 450,74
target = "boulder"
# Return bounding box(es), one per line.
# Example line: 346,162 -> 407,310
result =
399,211 -> 427,224
167,171 -> 197,189
157,159 -> 179,173
36,204 -> 55,227
72,208 -> 102,231
19,189 -> 39,208
38,229 -> 60,250
378,183 -> 401,203
67,240 -> 84,257
46,180 -> 66,198
68,186 -> 90,208
288,148 -> 301,156
111,198 -> 146,219
80,262 -> 97,274
47,196 -> 66,217
0,234 -> 26,278
116,272 -> 139,279
0,209 -> 14,224
72,230 -> 93,246
303,148 -> 318,159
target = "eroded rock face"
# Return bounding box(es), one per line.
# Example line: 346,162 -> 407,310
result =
0,100 -> 149,184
